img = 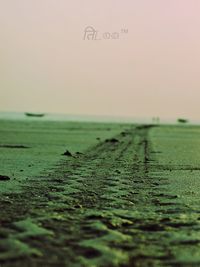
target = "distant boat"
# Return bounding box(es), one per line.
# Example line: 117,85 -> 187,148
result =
25,112 -> 45,118
177,118 -> 189,124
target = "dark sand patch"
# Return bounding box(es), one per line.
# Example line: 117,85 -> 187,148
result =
0,145 -> 30,149
0,175 -> 10,181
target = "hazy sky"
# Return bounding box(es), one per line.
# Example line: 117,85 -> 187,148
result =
1,1 -> 200,119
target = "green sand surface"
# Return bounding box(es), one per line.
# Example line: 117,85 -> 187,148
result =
0,121 -> 200,266
150,125 -> 200,208
0,119 -> 130,193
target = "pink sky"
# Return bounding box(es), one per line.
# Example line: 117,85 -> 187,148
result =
0,0 -> 200,120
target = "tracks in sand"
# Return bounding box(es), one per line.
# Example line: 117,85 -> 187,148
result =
1,125 -> 200,266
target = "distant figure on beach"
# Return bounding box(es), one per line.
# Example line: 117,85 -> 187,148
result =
152,117 -> 160,124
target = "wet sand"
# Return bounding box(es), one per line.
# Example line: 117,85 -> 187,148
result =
0,120 -> 200,266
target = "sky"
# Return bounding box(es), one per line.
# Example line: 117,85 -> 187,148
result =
0,0 -> 200,120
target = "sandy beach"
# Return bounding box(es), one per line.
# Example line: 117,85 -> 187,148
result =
1,1 -> 200,265
0,119 -> 200,266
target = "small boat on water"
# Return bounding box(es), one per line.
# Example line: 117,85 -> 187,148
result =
25,112 -> 45,118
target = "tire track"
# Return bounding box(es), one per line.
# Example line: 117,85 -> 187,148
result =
1,124 -> 198,266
